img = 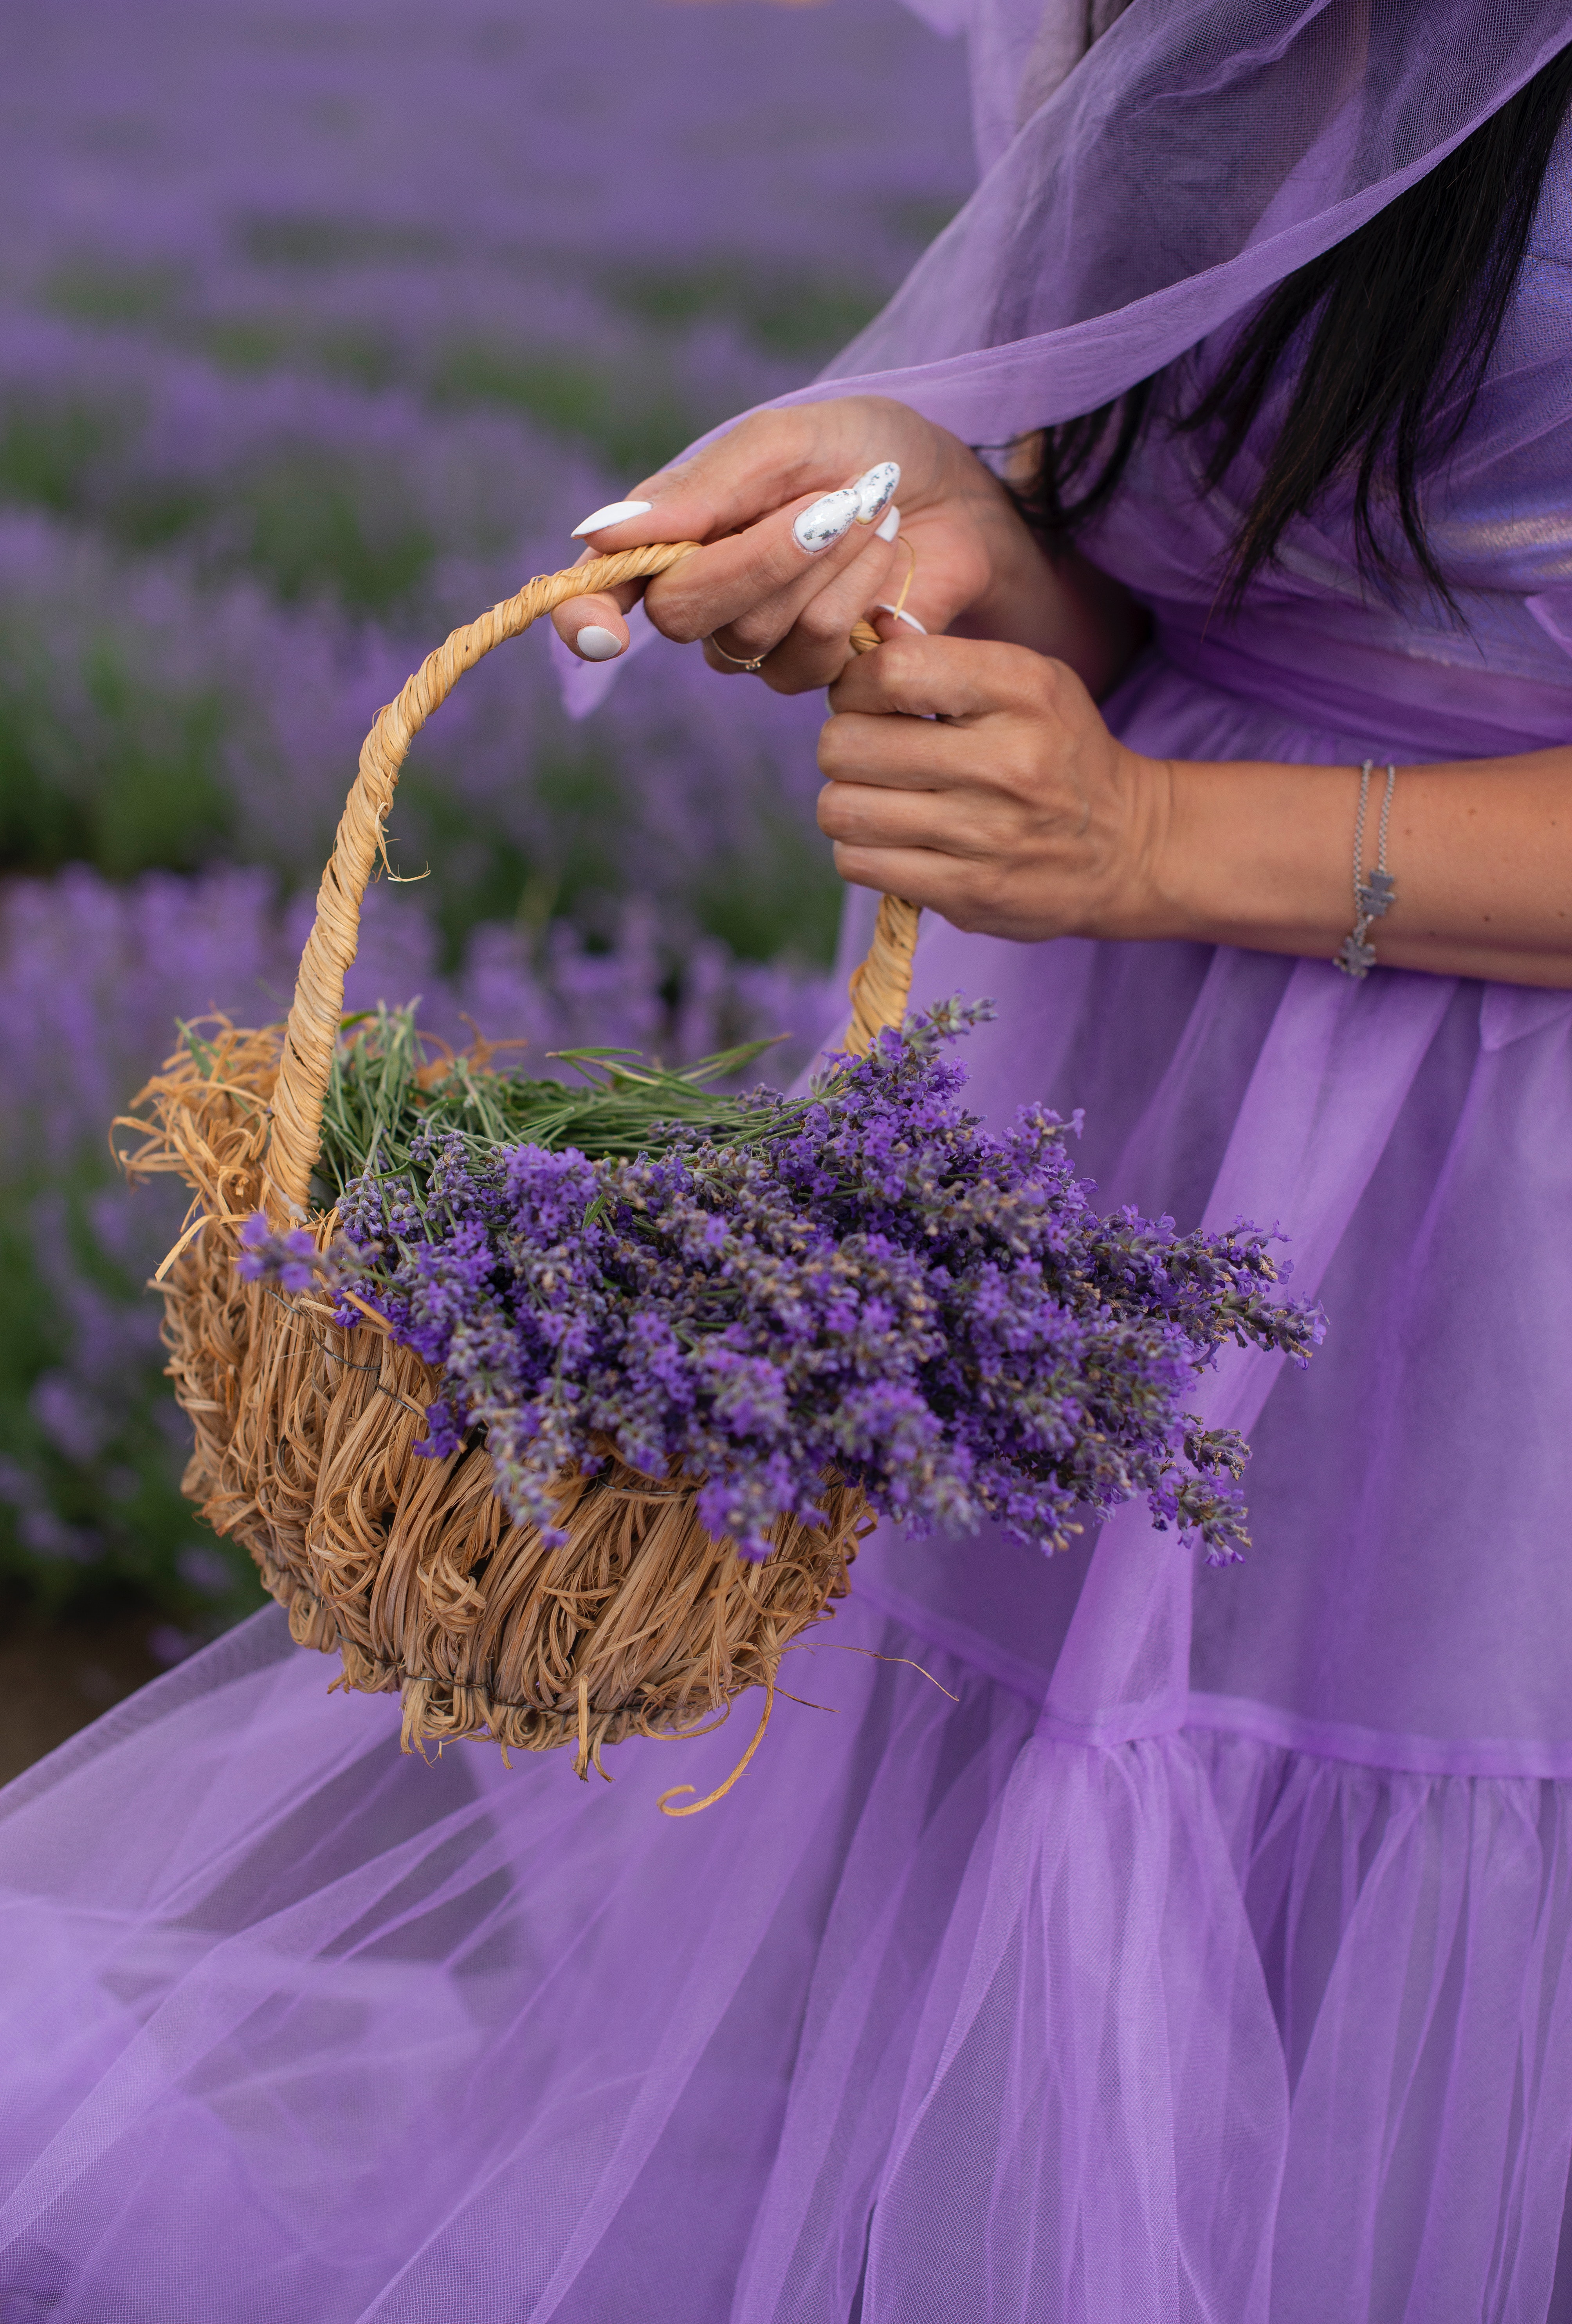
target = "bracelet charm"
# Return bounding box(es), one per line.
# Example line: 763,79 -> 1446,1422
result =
1335,759 -> 1397,979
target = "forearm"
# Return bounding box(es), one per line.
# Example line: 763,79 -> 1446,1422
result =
1145,749 -> 1572,987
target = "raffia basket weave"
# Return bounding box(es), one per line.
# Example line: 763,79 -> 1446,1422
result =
120,547 -> 921,1795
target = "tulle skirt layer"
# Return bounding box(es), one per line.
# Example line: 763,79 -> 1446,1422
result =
8,646 -> 1572,2318
3,1597 -> 1572,2324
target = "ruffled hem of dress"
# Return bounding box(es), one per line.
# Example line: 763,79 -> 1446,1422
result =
2,1605 -> 1572,2323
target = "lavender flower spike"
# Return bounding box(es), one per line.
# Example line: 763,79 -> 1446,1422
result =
235,1212 -> 330,1296
333,1005 -> 1321,1570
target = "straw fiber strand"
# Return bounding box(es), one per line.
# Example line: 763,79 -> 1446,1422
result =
841,617 -> 922,1062
846,893 -> 922,1059
121,557 -> 914,1774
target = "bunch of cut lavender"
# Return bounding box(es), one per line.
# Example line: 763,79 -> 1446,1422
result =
317,1001 -> 1320,1565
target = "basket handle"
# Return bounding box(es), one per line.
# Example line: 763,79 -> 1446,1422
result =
266,546 -> 919,1216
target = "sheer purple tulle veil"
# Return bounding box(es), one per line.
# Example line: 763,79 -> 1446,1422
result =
817,0 -> 1572,434
563,0 -> 1572,721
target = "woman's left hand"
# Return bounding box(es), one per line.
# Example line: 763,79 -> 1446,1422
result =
820,631 -> 1172,943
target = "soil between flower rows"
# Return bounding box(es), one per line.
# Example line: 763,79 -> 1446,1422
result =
0,1606 -> 163,1783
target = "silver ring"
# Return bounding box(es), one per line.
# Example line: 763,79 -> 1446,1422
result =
707,634 -> 768,673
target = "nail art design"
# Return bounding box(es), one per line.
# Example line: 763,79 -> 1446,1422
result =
874,602 -> 927,634
793,486 -> 862,554
570,498 -> 653,539
853,462 -> 900,526
574,625 -> 625,661
875,501 -> 901,543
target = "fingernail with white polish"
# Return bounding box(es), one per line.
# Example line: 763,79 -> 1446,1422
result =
793,485 -> 861,554
875,501 -> 901,543
852,461 -> 900,525
570,498 -> 653,539
574,625 -> 625,661
874,602 -> 927,633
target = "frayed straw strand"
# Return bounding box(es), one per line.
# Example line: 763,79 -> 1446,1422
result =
658,1676 -> 774,1818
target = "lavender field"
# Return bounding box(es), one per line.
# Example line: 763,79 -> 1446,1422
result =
0,0 -> 971,1639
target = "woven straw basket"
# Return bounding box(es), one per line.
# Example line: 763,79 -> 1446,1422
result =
121,546 -> 921,1799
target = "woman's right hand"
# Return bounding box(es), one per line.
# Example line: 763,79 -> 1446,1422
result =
550,395 -> 1024,693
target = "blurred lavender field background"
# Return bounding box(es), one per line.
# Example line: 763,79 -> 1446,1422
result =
0,0 -> 971,1674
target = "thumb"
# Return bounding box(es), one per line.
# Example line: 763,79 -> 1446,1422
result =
550,550 -> 648,663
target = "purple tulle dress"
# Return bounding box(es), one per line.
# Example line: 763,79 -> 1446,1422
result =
7,12 -> 1572,2321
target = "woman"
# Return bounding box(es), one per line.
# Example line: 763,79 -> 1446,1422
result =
4,4 -> 1572,2318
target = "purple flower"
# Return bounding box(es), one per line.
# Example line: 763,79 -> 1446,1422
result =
234,1211 -> 330,1294
335,1006 -> 1322,1568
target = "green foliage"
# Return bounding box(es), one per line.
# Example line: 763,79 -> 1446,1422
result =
602,258 -> 883,359
231,447 -> 439,613
693,811 -> 844,968
202,315 -> 401,392
429,337 -> 702,479
307,1002 -> 811,1205
0,393 -> 128,517
42,258 -> 188,328
0,1165 -> 265,1629
233,211 -> 455,271
0,388 -> 446,615
398,734 -> 629,972
0,386 -> 216,550
0,635 -> 235,880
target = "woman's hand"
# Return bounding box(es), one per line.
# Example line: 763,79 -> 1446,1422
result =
553,397 -> 991,689
825,633 -> 1572,990
550,396 -> 1145,701
819,632 -> 1172,942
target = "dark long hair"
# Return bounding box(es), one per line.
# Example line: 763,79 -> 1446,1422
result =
1017,45 -> 1572,610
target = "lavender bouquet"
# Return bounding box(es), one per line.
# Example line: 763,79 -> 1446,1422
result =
246,996 -> 1319,1575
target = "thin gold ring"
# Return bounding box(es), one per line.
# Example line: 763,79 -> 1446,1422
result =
707,634 -> 768,673
868,535 -> 921,632
710,534 -> 916,671
891,532 -> 918,618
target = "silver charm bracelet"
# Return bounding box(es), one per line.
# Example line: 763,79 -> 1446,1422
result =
1335,758 -> 1397,978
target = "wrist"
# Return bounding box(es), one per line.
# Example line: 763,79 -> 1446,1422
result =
1145,756 -> 1359,953
1086,745 -> 1179,940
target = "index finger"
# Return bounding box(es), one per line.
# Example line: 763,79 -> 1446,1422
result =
552,479 -> 899,662
827,633 -> 1044,721
565,400 -> 921,556
644,473 -> 901,649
